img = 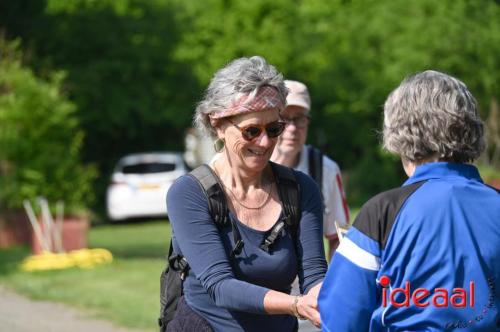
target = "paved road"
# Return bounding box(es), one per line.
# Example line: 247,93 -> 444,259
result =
0,285 -> 150,332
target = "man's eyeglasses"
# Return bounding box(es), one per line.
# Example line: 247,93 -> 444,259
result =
227,119 -> 286,141
281,115 -> 310,128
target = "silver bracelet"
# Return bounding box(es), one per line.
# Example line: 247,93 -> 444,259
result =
292,295 -> 306,320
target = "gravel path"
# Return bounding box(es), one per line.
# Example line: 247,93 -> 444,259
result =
0,283 -> 319,332
0,285 -> 150,332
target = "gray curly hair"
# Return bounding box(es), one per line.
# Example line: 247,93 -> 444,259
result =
194,56 -> 287,139
383,70 -> 485,163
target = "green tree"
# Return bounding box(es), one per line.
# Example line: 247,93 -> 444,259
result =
0,39 -> 96,215
1,0 -> 498,209
293,0 -> 500,202
172,0 -> 299,85
1,0 -> 200,215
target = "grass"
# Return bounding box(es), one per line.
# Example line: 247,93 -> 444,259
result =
0,220 -> 171,331
0,210 -> 360,330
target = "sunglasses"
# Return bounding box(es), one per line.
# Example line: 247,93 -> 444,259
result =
227,119 -> 286,141
281,114 -> 310,129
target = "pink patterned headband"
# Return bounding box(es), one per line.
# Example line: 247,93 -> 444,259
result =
209,85 -> 284,119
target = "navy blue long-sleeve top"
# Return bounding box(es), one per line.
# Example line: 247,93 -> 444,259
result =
166,169 -> 327,332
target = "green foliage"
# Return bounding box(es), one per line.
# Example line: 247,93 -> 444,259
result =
172,0 -> 298,85
7,0 -> 202,214
1,0 -> 498,210
33,0 -> 198,152
169,0 -> 500,205
478,165 -> 500,183
0,39 -> 96,215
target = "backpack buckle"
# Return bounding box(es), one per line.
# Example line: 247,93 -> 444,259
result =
231,239 -> 244,258
178,257 -> 189,280
168,254 -> 181,269
260,220 -> 286,252
260,239 -> 272,252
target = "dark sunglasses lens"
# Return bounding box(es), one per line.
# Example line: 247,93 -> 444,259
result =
296,116 -> 309,127
266,122 -> 285,138
243,126 -> 262,140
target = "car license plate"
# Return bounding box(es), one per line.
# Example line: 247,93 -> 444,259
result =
139,184 -> 160,190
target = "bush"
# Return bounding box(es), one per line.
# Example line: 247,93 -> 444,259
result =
0,39 -> 96,216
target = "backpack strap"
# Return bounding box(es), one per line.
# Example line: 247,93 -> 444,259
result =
188,164 -> 244,258
189,164 -> 229,228
260,162 -> 301,252
229,218 -> 244,258
308,145 -> 323,196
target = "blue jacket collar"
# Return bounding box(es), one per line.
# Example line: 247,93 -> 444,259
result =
403,162 -> 483,186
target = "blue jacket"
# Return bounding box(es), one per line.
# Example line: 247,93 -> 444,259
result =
319,162 -> 500,331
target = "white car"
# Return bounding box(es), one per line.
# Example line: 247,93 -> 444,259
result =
106,152 -> 188,221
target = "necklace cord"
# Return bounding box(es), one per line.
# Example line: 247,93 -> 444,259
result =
213,162 -> 273,210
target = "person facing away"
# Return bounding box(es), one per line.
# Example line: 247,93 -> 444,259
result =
319,70 -> 500,331
271,80 -> 350,259
166,56 -> 328,332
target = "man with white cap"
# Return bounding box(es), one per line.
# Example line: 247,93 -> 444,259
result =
272,80 -> 350,259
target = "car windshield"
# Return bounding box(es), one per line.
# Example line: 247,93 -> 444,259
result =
121,162 -> 176,174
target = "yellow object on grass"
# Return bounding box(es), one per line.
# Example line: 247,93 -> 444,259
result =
20,248 -> 113,272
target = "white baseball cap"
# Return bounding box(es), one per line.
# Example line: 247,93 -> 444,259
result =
285,80 -> 311,111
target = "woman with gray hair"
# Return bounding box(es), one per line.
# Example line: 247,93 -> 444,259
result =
166,56 -> 327,331
319,70 -> 499,331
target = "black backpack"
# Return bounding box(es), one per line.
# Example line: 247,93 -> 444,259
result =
158,162 -> 301,331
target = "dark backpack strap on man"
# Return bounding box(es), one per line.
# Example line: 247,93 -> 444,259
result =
308,145 -> 323,196
260,162 -> 301,252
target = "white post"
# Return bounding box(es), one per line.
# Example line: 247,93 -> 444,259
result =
23,200 -> 49,252
38,197 -> 54,253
